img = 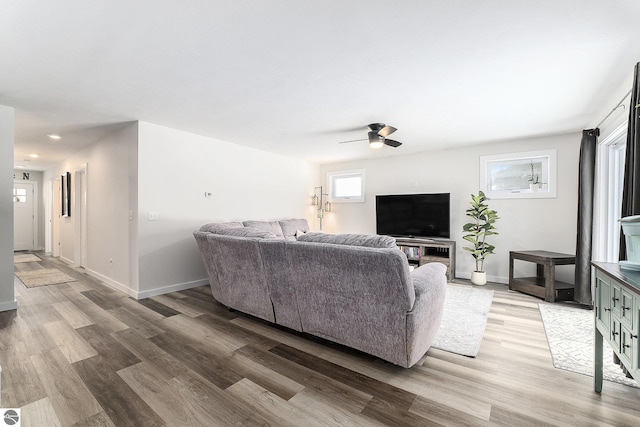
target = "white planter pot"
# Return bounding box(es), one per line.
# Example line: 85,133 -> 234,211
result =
530,183 -> 539,192
471,271 -> 487,286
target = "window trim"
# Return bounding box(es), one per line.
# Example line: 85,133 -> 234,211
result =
327,169 -> 365,203
594,123 -> 627,263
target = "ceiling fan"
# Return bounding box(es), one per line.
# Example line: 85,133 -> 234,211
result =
338,123 -> 402,149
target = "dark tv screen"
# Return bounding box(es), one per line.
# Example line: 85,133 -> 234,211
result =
376,193 -> 450,239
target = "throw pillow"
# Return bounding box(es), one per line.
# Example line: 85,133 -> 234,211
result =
279,218 -> 310,240
242,220 -> 285,239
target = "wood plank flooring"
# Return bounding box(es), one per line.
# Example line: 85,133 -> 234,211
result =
3,253 -> 640,426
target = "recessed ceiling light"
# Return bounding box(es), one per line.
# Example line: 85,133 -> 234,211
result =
29,153 -> 39,158
47,134 -> 61,140
15,165 -> 25,169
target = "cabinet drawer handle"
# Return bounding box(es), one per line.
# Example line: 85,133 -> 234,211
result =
604,308 -> 611,312
612,297 -> 620,302
612,331 -> 620,336
632,334 -> 638,339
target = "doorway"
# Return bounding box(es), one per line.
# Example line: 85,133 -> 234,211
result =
74,166 -> 87,268
13,180 -> 37,251
52,177 -> 60,257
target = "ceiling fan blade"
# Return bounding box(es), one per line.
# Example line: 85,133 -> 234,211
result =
377,125 -> 397,138
384,139 -> 402,148
338,138 -> 367,144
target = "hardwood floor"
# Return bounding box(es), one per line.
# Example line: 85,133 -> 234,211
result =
3,254 -> 640,426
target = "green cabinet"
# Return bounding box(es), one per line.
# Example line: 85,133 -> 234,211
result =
593,263 -> 640,392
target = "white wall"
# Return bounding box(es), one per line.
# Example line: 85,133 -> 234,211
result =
44,123 -> 138,295
136,121 -> 318,298
0,105 -> 16,311
320,133 -> 581,283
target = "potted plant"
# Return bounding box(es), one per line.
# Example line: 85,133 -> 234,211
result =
462,191 -> 499,285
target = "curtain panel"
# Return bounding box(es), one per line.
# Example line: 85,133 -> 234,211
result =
620,62 -> 640,259
575,129 -> 598,305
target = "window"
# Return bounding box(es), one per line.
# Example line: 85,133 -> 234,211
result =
13,188 -> 27,203
328,169 -> 365,202
480,149 -> 557,199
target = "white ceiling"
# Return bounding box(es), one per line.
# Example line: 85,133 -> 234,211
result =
3,0 -> 640,171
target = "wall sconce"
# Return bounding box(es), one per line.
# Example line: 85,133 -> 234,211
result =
312,186 -> 331,230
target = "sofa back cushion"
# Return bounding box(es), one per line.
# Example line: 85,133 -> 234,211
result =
193,231 -> 225,303
242,220 -> 285,239
206,233 -> 275,322
216,227 -> 278,239
258,240 -> 303,331
297,232 -> 397,248
278,219 -> 310,241
286,242 -> 413,364
200,222 -> 243,233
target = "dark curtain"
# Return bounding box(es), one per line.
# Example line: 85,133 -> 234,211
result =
620,62 -> 640,260
575,129 -> 598,305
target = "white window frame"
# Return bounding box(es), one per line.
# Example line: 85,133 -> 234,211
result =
594,123 -> 627,263
479,149 -> 557,199
327,169 -> 365,203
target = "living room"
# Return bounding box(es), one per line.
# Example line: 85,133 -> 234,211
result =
3,1 -> 640,425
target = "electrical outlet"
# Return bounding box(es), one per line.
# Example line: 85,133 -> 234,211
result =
148,211 -> 159,221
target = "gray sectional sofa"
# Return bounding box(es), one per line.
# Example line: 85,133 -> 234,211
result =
193,218 -> 447,368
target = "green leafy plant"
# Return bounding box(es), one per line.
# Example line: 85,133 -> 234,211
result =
462,191 -> 499,272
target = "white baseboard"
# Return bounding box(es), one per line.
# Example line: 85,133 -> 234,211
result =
59,255 -> 73,265
136,279 -> 209,300
0,300 -> 17,312
84,268 -> 138,299
84,268 -> 208,300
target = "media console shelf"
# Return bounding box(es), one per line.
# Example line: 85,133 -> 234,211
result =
395,238 -> 456,282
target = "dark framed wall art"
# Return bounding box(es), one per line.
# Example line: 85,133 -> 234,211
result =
61,171 -> 71,217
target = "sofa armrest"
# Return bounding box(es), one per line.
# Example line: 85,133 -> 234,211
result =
405,262 -> 447,367
411,262 -> 447,298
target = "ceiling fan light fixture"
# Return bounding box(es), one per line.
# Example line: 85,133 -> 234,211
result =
368,131 -> 384,149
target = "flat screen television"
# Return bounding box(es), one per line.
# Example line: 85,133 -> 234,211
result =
376,193 -> 450,239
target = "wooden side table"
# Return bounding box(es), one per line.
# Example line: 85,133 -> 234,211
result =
509,250 -> 576,302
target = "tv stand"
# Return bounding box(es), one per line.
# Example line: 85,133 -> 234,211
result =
395,238 -> 456,282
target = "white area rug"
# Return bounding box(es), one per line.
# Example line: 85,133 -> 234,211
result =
431,285 -> 494,357
539,303 -> 638,388
14,253 -> 41,263
15,268 -> 77,288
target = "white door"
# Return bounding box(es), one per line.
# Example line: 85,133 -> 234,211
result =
14,181 -> 35,251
